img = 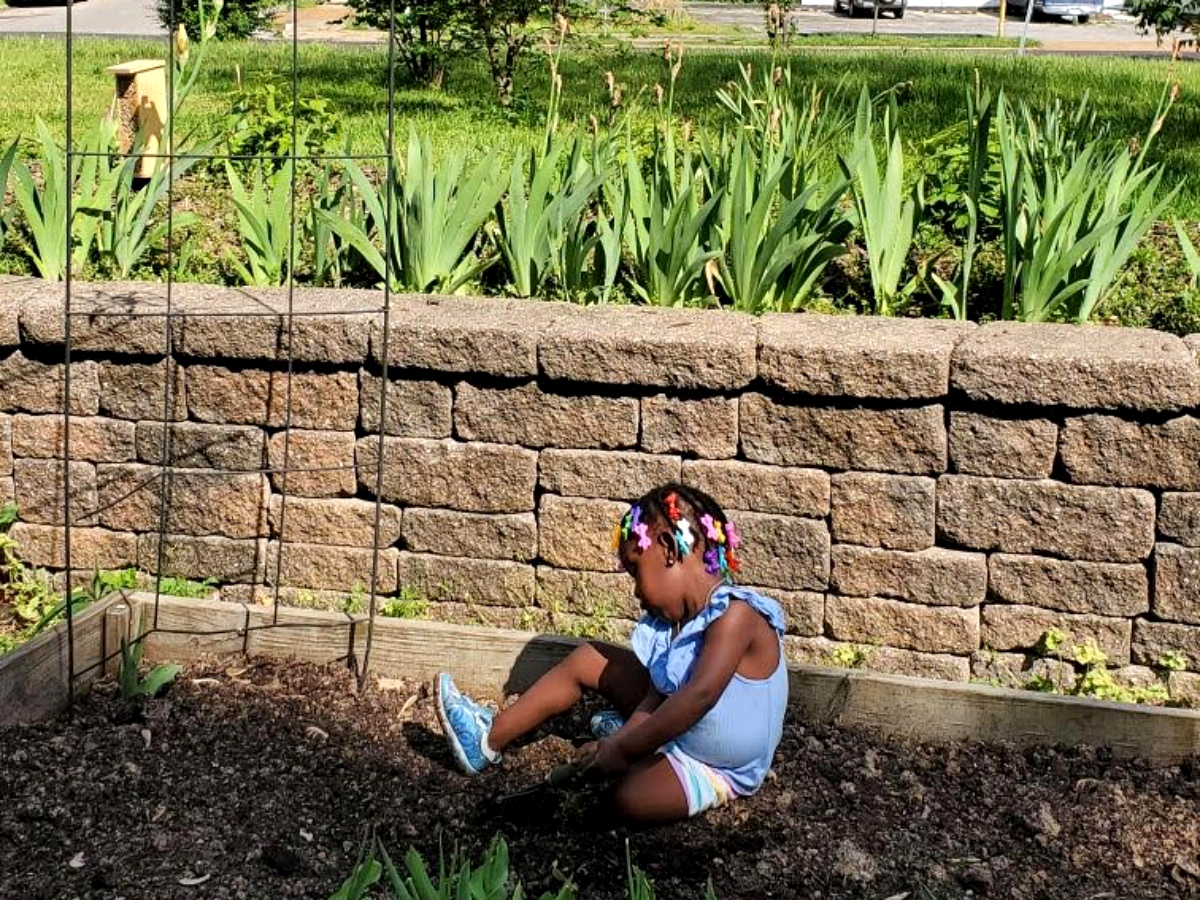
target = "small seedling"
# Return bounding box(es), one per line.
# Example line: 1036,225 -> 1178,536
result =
379,586 -> 429,620
1157,651 -> 1187,672
343,582 -> 367,615
118,636 -> 181,703
330,833 -> 575,900
158,575 -> 217,599
830,644 -> 872,669
1026,631 -> 1170,706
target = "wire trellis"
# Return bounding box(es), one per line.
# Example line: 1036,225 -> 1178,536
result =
60,0 -> 403,701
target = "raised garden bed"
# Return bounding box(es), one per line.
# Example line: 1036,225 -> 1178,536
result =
0,594 -> 1197,899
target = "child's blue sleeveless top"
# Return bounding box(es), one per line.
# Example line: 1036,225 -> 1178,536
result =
630,585 -> 788,795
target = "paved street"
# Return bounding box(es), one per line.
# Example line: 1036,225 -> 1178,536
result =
686,1 -> 1166,52
0,0 -> 162,36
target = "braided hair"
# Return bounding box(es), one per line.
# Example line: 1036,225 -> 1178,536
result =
612,483 -> 742,582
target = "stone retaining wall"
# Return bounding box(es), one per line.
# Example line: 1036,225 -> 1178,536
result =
1,279 -> 1197,703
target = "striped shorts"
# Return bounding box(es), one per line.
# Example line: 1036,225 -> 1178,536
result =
662,743 -> 738,817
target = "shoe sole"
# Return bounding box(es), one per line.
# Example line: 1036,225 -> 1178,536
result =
433,674 -> 480,776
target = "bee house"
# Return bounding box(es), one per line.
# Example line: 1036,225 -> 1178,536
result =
105,59 -> 167,178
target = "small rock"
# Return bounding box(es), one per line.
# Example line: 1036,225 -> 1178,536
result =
805,736 -> 824,752
839,780 -> 857,797
1021,803 -> 1061,847
69,852 -> 86,869
863,750 -> 880,777
140,729 -> 152,751
833,840 -> 877,884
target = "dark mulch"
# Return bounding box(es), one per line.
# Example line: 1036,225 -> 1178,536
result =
0,658 -> 1197,900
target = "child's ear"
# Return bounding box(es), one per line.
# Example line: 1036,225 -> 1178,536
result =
657,530 -> 679,565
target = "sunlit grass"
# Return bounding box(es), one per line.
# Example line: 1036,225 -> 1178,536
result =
0,36 -> 1196,215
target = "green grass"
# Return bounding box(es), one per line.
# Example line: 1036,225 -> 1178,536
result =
0,36 -> 1195,219
2,38 -> 1194,203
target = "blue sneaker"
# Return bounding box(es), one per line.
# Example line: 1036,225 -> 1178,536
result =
435,673 -> 498,775
590,710 -> 626,740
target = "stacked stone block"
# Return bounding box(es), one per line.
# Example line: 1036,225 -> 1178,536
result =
1,279 -> 1198,702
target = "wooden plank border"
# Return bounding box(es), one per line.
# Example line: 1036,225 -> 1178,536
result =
7,594 -> 1196,764
128,595 -> 1199,763
0,595 -> 121,726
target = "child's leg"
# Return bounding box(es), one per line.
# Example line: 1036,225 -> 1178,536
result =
610,755 -> 689,825
487,642 -> 648,751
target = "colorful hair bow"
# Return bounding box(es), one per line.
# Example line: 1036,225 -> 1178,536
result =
674,518 -> 695,555
704,546 -> 727,576
700,514 -> 725,545
634,521 -> 652,551
620,505 -> 642,540
664,492 -> 681,522
725,521 -> 741,551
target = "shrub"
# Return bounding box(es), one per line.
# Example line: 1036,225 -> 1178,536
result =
347,0 -> 459,88
1127,0 -> 1200,41
226,82 -> 342,163
158,0 -> 275,41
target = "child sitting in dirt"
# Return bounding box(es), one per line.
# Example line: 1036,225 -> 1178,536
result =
435,483 -> 788,825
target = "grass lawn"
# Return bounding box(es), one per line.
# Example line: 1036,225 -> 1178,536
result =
0,36 -> 1196,215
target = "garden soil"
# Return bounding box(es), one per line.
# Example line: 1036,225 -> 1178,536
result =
0,658 -> 1196,900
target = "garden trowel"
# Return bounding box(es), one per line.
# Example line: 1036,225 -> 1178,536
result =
492,761 -> 584,816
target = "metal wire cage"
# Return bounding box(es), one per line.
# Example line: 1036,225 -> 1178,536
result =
59,0 -> 404,698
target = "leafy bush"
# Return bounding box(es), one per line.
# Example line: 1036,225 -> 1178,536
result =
227,83 -> 342,164
158,0 -> 275,41
0,509 -> 124,657
347,0 -> 459,87
1128,0 -> 1200,40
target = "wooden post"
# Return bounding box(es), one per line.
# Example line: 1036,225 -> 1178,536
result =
105,60 -> 168,179
103,603 -> 131,679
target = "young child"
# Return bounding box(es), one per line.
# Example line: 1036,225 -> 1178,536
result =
435,483 -> 788,825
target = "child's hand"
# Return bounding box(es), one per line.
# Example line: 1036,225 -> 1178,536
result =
577,737 -> 632,777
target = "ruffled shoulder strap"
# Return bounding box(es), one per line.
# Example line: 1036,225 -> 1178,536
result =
631,613 -> 670,669
713,585 -> 787,637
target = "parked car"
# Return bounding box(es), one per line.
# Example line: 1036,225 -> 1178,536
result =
1009,0 -> 1103,23
834,0 -> 907,18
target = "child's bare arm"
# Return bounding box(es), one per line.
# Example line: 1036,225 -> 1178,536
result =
618,686 -> 665,736
601,605 -> 757,768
